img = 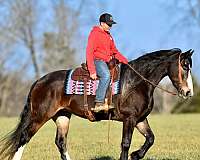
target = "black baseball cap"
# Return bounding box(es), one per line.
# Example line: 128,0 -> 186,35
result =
99,13 -> 117,26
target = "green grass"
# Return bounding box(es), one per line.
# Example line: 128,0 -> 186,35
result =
0,114 -> 200,160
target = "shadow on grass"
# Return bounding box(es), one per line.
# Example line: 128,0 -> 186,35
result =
146,158 -> 180,160
90,157 -> 180,160
90,156 -> 115,160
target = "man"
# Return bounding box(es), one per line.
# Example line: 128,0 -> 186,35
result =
86,13 -> 128,112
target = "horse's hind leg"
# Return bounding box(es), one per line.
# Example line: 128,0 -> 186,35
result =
0,99 -> 50,160
53,110 -> 72,160
129,118 -> 154,160
11,117 -> 48,160
12,111 -> 50,160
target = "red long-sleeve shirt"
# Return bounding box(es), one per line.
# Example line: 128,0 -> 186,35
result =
86,26 -> 128,75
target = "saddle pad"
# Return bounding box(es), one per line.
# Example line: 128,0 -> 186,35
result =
65,70 -> 120,95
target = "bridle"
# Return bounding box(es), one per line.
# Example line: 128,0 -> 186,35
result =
178,53 -> 183,84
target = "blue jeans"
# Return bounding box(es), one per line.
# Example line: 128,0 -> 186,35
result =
94,60 -> 110,103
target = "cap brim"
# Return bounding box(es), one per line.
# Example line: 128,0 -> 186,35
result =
106,21 -> 117,25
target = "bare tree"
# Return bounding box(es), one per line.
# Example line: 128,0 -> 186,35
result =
42,0 -> 104,72
0,0 -> 41,116
42,0 -> 78,72
0,0 -> 40,79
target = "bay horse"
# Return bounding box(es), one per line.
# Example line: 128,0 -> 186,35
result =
0,48 -> 194,160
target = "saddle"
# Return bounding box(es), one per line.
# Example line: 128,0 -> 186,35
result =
71,59 -> 120,122
71,59 -> 120,82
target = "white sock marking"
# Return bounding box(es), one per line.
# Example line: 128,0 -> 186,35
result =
12,145 -> 25,160
56,116 -> 71,160
65,151 -> 71,160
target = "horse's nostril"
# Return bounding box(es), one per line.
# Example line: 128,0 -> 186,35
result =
186,91 -> 191,97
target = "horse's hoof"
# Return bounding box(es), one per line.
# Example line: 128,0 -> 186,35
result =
129,151 -> 140,160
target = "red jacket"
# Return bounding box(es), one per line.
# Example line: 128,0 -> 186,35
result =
86,26 -> 128,75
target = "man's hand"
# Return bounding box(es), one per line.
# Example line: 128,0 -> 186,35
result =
90,73 -> 97,80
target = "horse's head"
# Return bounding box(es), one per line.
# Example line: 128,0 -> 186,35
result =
168,49 -> 194,99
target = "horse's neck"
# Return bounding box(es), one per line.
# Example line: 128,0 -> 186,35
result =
120,61 -> 168,96
128,60 -> 168,89
147,64 -> 167,86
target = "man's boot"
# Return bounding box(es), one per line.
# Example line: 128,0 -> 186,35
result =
92,102 -> 115,113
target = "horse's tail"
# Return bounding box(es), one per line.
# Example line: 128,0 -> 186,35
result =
0,80 -> 38,160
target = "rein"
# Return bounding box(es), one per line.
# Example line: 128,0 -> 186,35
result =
126,63 -> 177,96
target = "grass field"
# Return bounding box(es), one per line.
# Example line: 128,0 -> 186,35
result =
0,114 -> 200,160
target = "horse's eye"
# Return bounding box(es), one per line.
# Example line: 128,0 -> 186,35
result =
183,64 -> 188,70
182,61 -> 189,70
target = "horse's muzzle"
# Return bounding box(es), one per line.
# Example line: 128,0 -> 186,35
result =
178,88 -> 192,99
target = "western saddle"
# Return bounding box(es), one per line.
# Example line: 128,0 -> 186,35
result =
71,59 -> 120,121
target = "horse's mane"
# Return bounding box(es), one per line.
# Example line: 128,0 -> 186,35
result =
131,48 -> 182,64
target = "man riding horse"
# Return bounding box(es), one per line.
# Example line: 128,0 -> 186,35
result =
86,13 -> 128,112
0,13 -> 194,160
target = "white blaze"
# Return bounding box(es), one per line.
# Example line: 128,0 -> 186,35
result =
187,70 -> 194,96
12,145 -> 25,160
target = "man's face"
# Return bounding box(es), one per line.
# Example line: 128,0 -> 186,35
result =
100,22 -> 112,31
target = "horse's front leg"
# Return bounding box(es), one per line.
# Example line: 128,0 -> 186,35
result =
130,118 -> 154,160
53,111 -> 72,160
120,116 -> 136,160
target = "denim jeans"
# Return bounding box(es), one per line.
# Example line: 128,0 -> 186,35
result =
94,60 -> 110,103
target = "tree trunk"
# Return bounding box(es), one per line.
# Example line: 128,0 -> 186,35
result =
30,43 -> 40,79
27,26 -> 40,79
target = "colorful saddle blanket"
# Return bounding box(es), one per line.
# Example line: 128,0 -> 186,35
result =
65,69 -> 120,95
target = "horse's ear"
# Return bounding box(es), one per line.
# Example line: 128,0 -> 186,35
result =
189,49 -> 194,56
181,49 -> 194,59
181,49 -> 193,68
185,49 -> 194,57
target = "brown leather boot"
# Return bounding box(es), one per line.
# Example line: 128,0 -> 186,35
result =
92,102 -> 115,113
91,102 -> 107,112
